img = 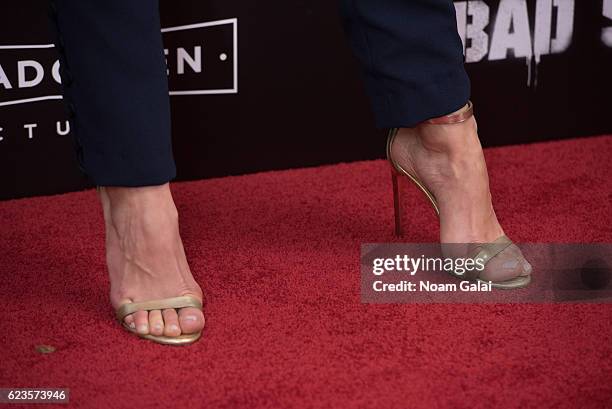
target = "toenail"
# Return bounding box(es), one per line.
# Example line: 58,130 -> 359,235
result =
138,324 -> 148,333
129,322 -> 136,329
184,315 -> 197,322
523,261 -> 533,274
502,260 -> 519,269
169,324 -> 179,332
154,324 -> 163,330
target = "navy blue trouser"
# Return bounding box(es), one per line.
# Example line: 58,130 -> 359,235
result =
48,0 -> 175,187
49,0 -> 469,186
340,0 -> 471,129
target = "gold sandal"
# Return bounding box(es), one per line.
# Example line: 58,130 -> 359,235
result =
116,295 -> 204,345
387,101 -> 531,289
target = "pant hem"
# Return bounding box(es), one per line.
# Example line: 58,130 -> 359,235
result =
372,68 -> 471,129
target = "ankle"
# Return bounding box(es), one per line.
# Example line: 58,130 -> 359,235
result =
104,183 -> 172,206
104,183 -> 176,213
100,184 -> 179,235
415,117 -> 480,157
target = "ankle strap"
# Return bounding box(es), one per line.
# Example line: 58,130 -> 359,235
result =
424,100 -> 473,125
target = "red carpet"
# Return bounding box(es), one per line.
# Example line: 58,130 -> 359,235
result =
1,135 -> 612,408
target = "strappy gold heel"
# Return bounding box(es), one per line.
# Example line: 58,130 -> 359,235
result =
387,101 -> 531,289
96,187 -> 205,345
116,295 -> 204,346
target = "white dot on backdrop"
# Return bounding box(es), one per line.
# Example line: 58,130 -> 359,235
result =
219,53 -> 227,61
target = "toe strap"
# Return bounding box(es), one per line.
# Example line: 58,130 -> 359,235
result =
464,235 -> 514,280
116,295 -> 202,322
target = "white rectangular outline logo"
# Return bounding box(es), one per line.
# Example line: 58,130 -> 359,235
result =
0,18 -> 238,107
162,18 -> 238,95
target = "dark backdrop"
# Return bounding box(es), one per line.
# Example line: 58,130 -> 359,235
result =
1,0 -> 611,199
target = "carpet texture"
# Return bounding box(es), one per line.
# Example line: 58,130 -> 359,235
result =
1,135 -> 611,408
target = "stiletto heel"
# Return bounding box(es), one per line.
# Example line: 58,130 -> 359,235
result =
386,128 -> 440,222
386,101 -> 531,289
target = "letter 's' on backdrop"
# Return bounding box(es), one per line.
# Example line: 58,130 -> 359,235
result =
1,0 -> 611,199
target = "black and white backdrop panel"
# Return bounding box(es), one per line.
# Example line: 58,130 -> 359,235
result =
1,0 -> 611,199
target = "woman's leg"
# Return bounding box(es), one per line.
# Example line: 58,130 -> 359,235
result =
341,0 -> 531,280
48,0 -> 204,336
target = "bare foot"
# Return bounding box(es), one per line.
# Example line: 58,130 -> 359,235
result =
98,184 -> 204,337
389,107 -> 531,282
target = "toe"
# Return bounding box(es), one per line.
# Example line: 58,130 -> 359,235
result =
480,244 -> 529,282
134,310 -> 149,335
162,309 -> 181,337
124,314 -> 136,332
521,259 -> 533,276
178,307 -> 205,334
148,310 -> 164,336
483,259 -> 524,282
